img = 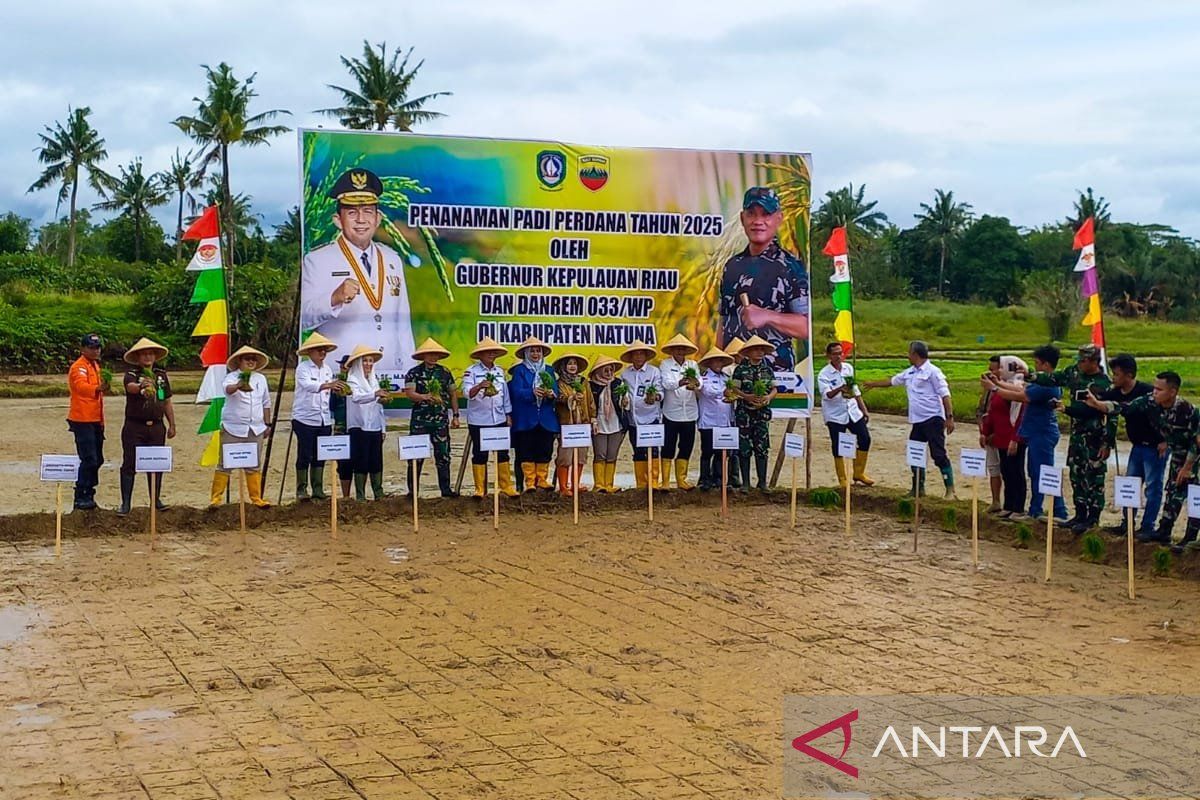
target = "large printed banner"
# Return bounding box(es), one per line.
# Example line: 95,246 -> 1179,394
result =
299,130 -> 813,414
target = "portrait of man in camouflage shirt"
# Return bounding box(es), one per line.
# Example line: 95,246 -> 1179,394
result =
718,186 -> 810,374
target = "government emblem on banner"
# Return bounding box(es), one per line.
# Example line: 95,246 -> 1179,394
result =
537,150 -> 566,190
579,155 -> 609,191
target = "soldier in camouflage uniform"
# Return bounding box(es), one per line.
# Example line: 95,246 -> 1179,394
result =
733,336 -> 778,492
403,338 -> 461,497
719,187 -> 809,371
1032,344 -> 1115,533
1088,370 -> 1200,550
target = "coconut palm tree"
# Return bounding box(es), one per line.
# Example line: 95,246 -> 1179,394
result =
914,189 -> 974,296
92,158 -> 170,262
1067,187 -> 1111,232
173,62 -> 290,331
165,148 -> 204,261
317,41 -> 451,131
811,183 -> 888,251
27,106 -> 114,267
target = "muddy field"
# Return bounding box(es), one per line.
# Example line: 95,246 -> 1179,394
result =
3,396 -> 1199,799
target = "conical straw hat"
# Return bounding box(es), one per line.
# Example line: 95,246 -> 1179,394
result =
226,345 -> 269,372
123,337 -> 169,364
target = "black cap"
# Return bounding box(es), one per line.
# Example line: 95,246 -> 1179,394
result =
80,333 -> 102,348
328,169 -> 383,206
337,354 -> 351,366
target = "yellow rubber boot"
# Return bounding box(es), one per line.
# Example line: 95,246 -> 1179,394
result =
246,471 -> 272,508
209,472 -> 229,508
535,463 -> 554,489
604,462 -> 618,492
592,461 -> 605,493
497,462 -> 520,497
834,458 -> 848,488
675,459 -> 694,490
656,457 -> 672,490
634,460 -> 648,489
853,451 -> 876,486
472,464 -> 487,498
521,462 -> 537,493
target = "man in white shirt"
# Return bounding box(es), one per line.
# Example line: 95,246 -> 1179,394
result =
213,346 -> 273,508
865,340 -> 955,498
659,333 -> 701,490
291,333 -> 344,502
299,169 -> 416,378
619,340 -> 664,489
818,342 -> 873,488
461,337 -> 519,498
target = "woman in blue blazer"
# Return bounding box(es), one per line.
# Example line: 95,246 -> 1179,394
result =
509,337 -> 559,491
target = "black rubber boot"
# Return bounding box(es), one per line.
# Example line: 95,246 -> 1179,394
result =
309,466 -> 328,500
729,455 -> 743,488
697,455 -> 712,490
151,474 -> 168,511
116,473 -> 134,517
407,460 -> 425,498
354,474 -> 368,501
755,454 -> 769,492
369,471 -> 386,500
295,468 -> 309,501
738,458 -> 751,494
437,463 -> 458,497
1138,519 -> 1172,544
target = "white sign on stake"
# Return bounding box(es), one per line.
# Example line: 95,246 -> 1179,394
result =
221,442 -> 260,470
479,426 -> 511,452
40,454 -> 80,482
135,446 -> 173,474
1038,465 -> 1063,497
713,427 -> 740,450
398,434 -> 433,460
317,434 -> 351,461
1187,485 -> 1200,520
836,432 -> 857,459
1114,476 -> 1144,509
959,448 -> 988,479
784,432 -> 805,458
561,423 -> 592,448
635,424 -> 665,449
905,440 -> 928,469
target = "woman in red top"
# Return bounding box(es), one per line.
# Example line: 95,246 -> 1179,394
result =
980,376 -> 1027,517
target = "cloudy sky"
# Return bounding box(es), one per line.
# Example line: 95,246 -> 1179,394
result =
4,0 -> 1198,238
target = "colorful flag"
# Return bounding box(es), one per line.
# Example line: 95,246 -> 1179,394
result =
823,227 -> 854,354
1073,216 -> 1105,349
186,206 -> 229,465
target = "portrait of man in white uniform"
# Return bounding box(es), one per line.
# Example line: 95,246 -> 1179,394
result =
300,169 -> 416,377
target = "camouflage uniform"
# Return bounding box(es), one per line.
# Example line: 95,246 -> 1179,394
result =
1104,394 -> 1200,542
1034,365 -> 1115,525
719,240 -> 808,371
734,360 -> 774,490
404,363 -> 456,496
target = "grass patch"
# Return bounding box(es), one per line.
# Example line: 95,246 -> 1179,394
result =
897,497 -> 914,521
941,506 -> 958,532
1015,523 -> 1033,549
808,488 -> 841,510
1080,532 -> 1107,563
1152,547 -> 1173,577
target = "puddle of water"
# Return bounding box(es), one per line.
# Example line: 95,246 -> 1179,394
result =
129,708 -> 176,722
0,605 -> 36,645
383,546 -> 410,564
8,703 -> 40,712
14,714 -> 55,726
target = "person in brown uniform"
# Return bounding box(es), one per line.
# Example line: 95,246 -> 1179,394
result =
117,337 -> 176,516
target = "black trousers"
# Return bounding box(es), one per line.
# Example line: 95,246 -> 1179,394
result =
349,428 -> 384,474
699,428 -> 730,485
627,423 -> 660,462
120,419 -> 166,477
68,421 -> 104,504
999,442 -> 1028,514
662,418 -> 696,460
293,420 -> 331,470
515,425 -> 556,464
826,418 -> 871,456
909,417 -> 950,468
469,423 -> 510,464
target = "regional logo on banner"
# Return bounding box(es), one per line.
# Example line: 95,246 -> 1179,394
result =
298,130 -> 813,416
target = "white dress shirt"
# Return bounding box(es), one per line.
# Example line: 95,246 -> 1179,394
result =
697,368 -> 733,429
620,364 -> 663,426
818,362 -> 864,425
660,357 -> 700,423
890,360 -> 951,423
221,371 -> 272,437
461,361 -> 512,426
347,363 -> 386,432
292,359 -> 333,426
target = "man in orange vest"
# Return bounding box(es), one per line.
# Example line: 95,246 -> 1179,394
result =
67,333 -> 110,510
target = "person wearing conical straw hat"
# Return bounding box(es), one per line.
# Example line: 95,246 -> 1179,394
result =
553,353 -> 596,496
695,347 -> 734,491
720,336 -> 746,489
462,337 -> 519,499
403,338 -> 461,498
659,333 -> 701,491
588,355 -> 628,492
117,337 -> 175,516
731,335 -> 778,493
724,337 -> 746,371
619,340 -> 664,490
509,337 -> 559,492
213,346 -> 273,508
291,332 -> 343,502
346,344 -> 390,500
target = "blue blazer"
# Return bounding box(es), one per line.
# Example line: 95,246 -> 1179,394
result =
509,364 -> 560,432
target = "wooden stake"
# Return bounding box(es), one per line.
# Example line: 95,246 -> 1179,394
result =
572,448 -> 579,526
1127,507 -> 1135,600
971,477 -> 979,566
149,473 -> 158,546
330,461 -> 338,540
54,483 -> 63,555
238,469 -> 247,535
1045,512 -> 1054,582
720,450 -> 728,518
412,462 -> 420,533
647,447 -> 655,522
493,452 -> 500,531
805,417 -> 812,491
912,469 -> 921,553
790,457 -> 797,529
844,457 -> 852,537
